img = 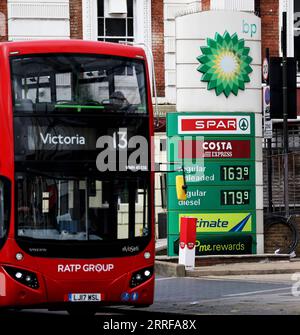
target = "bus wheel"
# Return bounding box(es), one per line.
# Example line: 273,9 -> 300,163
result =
67,307 -> 96,317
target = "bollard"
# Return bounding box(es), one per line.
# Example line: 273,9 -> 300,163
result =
178,217 -> 197,270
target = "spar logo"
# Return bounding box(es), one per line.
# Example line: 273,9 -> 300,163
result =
178,115 -> 251,135
239,118 -> 249,131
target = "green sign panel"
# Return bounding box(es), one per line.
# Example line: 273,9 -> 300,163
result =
169,234 -> 255,256
168,211 -> 256,234
167,112 -> 257,256
167,161 -> 256,186
168,185 -> 256,211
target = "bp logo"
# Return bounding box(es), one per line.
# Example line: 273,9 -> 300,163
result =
197,31 -> 253,98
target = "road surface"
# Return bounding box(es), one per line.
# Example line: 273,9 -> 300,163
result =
1,274 -> 299,332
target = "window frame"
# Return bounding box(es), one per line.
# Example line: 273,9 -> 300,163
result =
279,1 -> 300,84
293,0 -> 300,77
97,0 -> 135,44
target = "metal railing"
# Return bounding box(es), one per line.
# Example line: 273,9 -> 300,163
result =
263,124 -> 300,214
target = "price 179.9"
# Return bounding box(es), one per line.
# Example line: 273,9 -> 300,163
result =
221,190 -> 250,205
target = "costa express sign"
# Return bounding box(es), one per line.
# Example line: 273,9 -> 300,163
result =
178,139 -> 251,159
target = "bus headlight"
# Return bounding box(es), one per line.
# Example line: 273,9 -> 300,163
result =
15,253 -> 24,261
130,267 -> 153,288
4,266 -> 39,289
144,252 -> 151,259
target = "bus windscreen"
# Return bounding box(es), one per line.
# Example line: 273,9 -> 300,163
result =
11,54 -> 147,114
16,174 -> 149,241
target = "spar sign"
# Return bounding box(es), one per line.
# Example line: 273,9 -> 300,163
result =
167,112 -> 255,137
178,115 -> 251,135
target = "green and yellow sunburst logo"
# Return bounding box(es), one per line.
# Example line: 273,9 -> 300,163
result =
197,31 -> 253,97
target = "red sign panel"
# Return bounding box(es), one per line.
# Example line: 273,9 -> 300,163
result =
181,118 -> 237,132
178,140 -> 251,159
177,115 -> 251,135
180,217 -> 197,249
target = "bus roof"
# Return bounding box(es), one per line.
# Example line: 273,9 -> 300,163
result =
0,39 -> 147,60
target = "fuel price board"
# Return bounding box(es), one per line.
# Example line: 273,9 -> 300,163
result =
167,112 -> 257,256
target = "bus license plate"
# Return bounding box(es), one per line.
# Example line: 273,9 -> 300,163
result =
68,293 -> 101,302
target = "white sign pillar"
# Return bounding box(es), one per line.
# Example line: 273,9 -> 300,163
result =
175,10 -> 263,253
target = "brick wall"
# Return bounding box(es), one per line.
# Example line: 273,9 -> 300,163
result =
264,222 -> 293,253
0,0 -> 7,42
263,149 -> 300,255
69,0 -> 83,39
264,216 -> 300,255
152,0 -> 165,97
202,0 -> 210,11
258,0 -> 280,57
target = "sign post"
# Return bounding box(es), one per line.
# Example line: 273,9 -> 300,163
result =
282,11 -> 289,216
262,57 -> 269,83
263,48 -> 273,213
263,86 -> 272,139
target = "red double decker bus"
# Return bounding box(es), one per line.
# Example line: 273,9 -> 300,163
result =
0,40 -> 154,315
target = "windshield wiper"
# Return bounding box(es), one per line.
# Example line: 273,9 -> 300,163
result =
55,103 -> 105,113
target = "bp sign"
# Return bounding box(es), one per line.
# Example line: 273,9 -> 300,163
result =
197,31 -> 253,97
173,10 -> 262,254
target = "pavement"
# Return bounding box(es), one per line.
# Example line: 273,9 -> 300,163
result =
155,238 -> 167,252
155,238 -> 300,277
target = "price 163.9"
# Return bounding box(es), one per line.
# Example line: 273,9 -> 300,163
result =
220,166 -> 250,181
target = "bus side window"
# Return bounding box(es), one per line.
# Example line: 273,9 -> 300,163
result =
0,182 -> 4,238
0,178 -> 10,241
14,99 -> 33,113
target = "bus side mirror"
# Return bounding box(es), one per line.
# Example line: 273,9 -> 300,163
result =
176,175 -> 187,201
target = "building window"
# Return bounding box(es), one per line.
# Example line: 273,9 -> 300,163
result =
160,138 -> 166,152
97,0 -> 134,43
294,0 -> 300,72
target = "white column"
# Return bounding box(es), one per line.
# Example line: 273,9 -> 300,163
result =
164,0 -> 201,103
287,0 -> 294,57
135,0 -> 151,47
82,0 -> 97,40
